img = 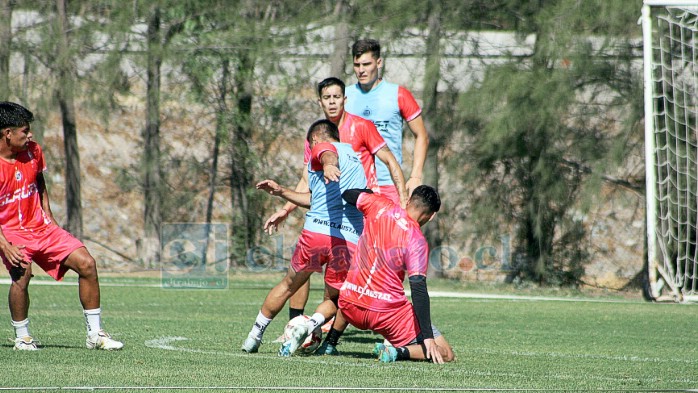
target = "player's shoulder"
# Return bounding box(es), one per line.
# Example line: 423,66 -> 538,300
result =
27,141 -> 43,156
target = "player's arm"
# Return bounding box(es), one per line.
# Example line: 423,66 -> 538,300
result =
405,115 -> 429,195
319,151 -> 340,184
341,188 -> 373,206
256,179 -> 311,208
36,172 -> 56,224
408,274 -> 444,364
374,146 -> 407,208
263,168 -> 309,235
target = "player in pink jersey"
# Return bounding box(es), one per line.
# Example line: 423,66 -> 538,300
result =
263,77 -> 407,328
326,185 -> 454,363
0,102 -> 122,351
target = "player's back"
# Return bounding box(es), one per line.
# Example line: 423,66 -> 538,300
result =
341,193 -> 428,311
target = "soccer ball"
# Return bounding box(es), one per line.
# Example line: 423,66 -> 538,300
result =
283,315 -> 322,355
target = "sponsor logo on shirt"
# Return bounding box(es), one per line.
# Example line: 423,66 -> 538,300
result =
341,281 -> 393,301
312,218 -> 360,236
0,183 -> 38,208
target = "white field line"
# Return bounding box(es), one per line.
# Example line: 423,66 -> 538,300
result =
0,278 -> 646,304
1,388 -> 696,392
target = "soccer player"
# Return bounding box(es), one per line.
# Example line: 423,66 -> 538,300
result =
346,38 -> 429,201
241,119 -> 367,356
0,102 -> 123,351
331,185 -> 455,363
262,77 -> 407,331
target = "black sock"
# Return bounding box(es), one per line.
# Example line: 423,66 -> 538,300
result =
396,346 -> 410,361
289,307 -> 304,320
325,327 -> 343,346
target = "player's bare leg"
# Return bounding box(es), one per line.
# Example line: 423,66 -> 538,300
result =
316,306 -> 348,355
280,283 -> 338,356
63,247 -> 123,350
63,247 -> 100,310
243,267 -> 313,353
288,279 -> 310,320
8,263 -> 32,321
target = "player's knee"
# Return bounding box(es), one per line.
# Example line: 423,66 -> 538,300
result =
74,255 -> 98,278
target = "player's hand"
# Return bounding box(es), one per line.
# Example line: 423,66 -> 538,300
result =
263,209 -> 289,235
406,176 -> 422,197
323,163 -> 341,183
0,241 -> 28,268
422,338 -> 444,364
256,180 -> 283,196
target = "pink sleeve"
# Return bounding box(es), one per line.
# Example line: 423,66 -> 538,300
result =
398,86 -> 422,122
405,232 -> 429,277
303,140 -> 311,165
359,118 -> 387,155
310,142 -> 337,171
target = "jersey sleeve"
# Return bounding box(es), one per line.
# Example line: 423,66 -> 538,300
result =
310,142 -> 338,171
357,117 -> 387,155
303,139 -> 311,165
31,142 -> 46,173
397,86 -> 422,122
405,232 -> 429,277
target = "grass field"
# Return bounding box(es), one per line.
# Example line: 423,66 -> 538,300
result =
0,271 -> 696,392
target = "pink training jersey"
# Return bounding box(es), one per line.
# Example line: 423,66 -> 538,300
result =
0,141 -> 52,233
304,112 -> 386,192
340,192 -> 429,312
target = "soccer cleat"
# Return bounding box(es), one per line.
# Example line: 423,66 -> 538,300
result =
241,334 -> 262,353
278,322 -> 309,357
320,317 -> 335,334
377,344 -> 398,363
13,336 -> 38,351
315,340 -> 339,356
372,342 -> 388,356
86,330 -> 124,350
272,332 -> 287,344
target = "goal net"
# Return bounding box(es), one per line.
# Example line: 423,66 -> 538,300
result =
643,1 -> 698,302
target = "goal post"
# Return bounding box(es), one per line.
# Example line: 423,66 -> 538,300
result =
642,1 -> 698,302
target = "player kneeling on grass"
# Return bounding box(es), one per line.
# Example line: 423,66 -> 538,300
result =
0,102 -> 122,351
320,186 -> 454,363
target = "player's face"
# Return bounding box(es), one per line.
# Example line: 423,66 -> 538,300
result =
6,125 -> 32,152
318,85 -> 346,122
353,52 -> 382,89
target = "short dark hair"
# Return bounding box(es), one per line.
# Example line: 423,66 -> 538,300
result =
317,77 -> 345,97
352,39 -> 381,59
306,119 -> 340,143
409,185 -> 441,214
0,102 -> 33,130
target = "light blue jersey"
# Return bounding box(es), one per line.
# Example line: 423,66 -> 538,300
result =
304,142 -> 367,244
345,80 -> 422,186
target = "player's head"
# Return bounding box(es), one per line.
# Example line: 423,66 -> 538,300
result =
317,77 -> 346,122
352,39 -> 382,89
352,39 -> 381,60
407,185 -> 441,226
0,102 -> 34,152
0,102 -> 33,130
306,119 -> 340,147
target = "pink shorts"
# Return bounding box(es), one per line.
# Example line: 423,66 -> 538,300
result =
339,298 -> 419,347
291,230 -> 356,290
378,185 -> 400,205
1,224 -> 85,281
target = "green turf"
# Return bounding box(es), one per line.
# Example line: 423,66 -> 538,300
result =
0,272 -> 696,392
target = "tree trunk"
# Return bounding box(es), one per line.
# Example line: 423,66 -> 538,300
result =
422,0 -> 443,275
142,5 -> 162,266
0,0 -> 12,100
56,0 -> 83,239
329,0 -> 350,78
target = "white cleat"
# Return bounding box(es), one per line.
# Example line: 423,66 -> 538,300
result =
13,336 -> 39,351
241,334 -> 262,353
278,322 -> 309,357
86,330 -> 123,350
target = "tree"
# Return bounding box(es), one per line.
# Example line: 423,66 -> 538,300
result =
456,0 -> 642,285
0,0 -> 12,100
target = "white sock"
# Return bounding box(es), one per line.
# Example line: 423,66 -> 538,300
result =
309,313 -> 325,330
250,311 -> 272,340
11,318 -> 30,339
84,308 -> 102,335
